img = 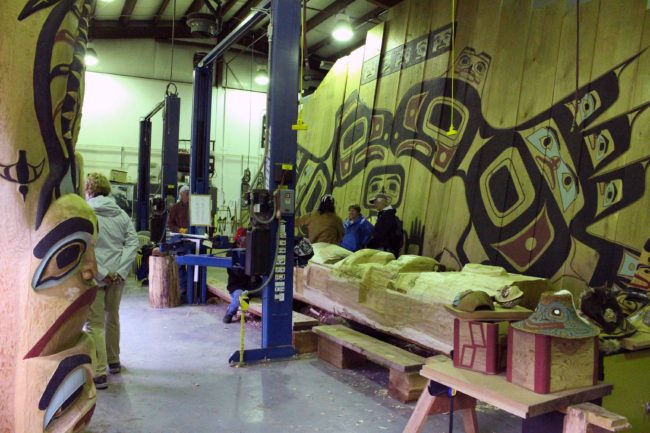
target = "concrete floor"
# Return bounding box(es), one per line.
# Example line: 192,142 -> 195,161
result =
86,280 -> 521,433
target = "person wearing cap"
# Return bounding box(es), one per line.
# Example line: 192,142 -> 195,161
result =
168,185 -> 189,234
340,204 -> 374,252
366,193 -> 402,257
296,194 -> 344,244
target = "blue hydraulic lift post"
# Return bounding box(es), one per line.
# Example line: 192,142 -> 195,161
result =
229,0 -> 300,363
189,64 -> 213,236
161,94 -> 181,203
136,119 -> 152,231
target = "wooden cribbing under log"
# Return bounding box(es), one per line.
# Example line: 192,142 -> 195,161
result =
313,325 -> 427,402
149,255 -> 180,308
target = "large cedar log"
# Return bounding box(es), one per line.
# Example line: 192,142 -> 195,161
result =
149,256 -> 180,308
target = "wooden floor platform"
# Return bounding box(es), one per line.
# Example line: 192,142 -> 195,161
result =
313,324 -> 428,402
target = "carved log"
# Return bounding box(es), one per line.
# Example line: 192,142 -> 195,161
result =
0,0 -> 98,431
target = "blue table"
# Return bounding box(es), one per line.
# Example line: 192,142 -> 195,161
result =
175,254 -> 233,304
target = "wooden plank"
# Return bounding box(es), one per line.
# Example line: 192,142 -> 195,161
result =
119,0 -> 139,26
313,324 -> 425,372
444,304 -> 531,321
566,403 -> 631,432
306,0 -> 356,32
420,356 -> 612,419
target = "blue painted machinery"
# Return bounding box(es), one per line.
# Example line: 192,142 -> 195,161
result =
183,0 -> 300,363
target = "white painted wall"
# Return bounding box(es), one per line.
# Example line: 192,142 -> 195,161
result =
78,70 -> 267,212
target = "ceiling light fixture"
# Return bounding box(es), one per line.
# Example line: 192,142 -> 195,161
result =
84,45 -> 98,66
254,66 -> 269,86
332,12 -> 353,42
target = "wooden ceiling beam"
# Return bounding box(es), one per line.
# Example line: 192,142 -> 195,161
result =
221,0 -> 240,17
229,0 -> 262,25
119,0 -> 139,26
153,0 -> 172,24
184,0 -> 204,16
305,0 -> 355,32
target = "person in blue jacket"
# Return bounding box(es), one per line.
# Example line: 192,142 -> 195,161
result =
340,204 -> 374,252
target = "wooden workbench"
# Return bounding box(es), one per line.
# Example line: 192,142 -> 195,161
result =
403,356 -> 613,433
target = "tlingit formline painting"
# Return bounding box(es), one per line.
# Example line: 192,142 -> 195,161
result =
296,0 -> 650,295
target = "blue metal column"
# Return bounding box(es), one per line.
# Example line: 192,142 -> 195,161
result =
189,64 -> 213,236
136,119 -> 152,231
161,94 -> 181,203
230,0 -> 300,363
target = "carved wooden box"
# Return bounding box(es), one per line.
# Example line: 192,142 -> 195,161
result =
453,319 -> 509,374
506,327 -> 598,394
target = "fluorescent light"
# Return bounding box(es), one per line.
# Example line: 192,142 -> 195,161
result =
84,47 -> 98,66
254,68 -> 269,86
332,12 -> 353,42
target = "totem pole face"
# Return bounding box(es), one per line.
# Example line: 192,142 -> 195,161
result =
0,0 -> 98,432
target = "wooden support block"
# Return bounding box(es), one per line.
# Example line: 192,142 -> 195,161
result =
149,255 -> 180,308
293,329 -> 318,354
563,403 -> 631,433
388,369 -> 428,403
317,335 -> 367,369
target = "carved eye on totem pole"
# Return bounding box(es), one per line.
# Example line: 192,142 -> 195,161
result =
0,0 -> 99,432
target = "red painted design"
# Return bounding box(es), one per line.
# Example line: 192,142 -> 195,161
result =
493,205 -> 554,271
403,92 -> 427,132
24,286 -> 97,359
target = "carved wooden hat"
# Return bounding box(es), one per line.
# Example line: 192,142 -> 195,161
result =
512,290 -> 599,339
452,290 -> 495,312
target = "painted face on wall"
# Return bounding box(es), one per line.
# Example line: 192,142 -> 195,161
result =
0,0 -> 98,431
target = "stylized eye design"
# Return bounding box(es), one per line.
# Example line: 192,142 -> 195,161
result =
575,90 -> 602,126
595,133 -> 610,158
527,127 -> 561,156
340,117 -> 368,154
603,181 -> 619,208
551,308 -> 562,317
32,217 -> 94,291
474,61 -> 487,75
458,54 -> 471,67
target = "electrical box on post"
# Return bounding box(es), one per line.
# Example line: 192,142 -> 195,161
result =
245,227 -> 271,276
275,189 -> 295,216
273,163 -> 294,185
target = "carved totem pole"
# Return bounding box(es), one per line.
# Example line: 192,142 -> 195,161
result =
0,0 -> 98,431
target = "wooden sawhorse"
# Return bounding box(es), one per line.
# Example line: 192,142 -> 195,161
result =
403,356 -> 614,433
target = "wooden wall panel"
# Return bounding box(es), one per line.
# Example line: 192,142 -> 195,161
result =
296,0 -> 650,295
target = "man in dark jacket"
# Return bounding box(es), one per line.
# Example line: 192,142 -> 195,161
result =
366,193 -> 402,257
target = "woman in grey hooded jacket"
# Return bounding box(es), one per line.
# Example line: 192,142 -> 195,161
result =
85,173 -> 138,389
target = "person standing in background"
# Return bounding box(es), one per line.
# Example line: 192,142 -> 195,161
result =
296,194 -> 344,244
85,173 -> 139,389
341,204 -> 374,252
366,193 -> 402,257
168,185 -> 190,233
